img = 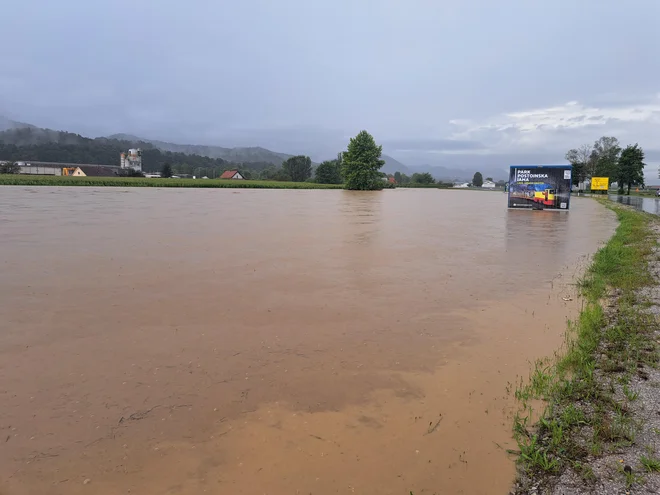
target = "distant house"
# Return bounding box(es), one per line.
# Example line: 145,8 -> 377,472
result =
70,166 -> 118,177
482,180 -> 496,188
388,177 -> 396,184
453,182 -> 470,188
220,170 -> 244,180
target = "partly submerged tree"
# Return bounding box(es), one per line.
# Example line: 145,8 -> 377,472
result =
472,171 -> 483,187
315,159 -> 342,184
616,144 -> 645,195
341,130 -> 385,190
161,162 -> 173,178
411,172 -> 435,184
282,155 -> 312,182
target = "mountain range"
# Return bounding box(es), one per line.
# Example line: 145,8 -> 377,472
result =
0,116 -> 493,181
107,133 -> 297,165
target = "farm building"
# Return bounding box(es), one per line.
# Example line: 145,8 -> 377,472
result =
220,170 -> 244,180
18,164 -> 62,176
68,166 -> 118,177
15,161 -> 120,176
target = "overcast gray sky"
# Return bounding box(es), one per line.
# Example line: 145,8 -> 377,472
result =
2,0 -> 659,178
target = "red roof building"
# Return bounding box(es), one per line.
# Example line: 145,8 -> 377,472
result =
220,170 -> 244,180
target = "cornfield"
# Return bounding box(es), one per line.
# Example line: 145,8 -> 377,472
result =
0,175 -> 344,189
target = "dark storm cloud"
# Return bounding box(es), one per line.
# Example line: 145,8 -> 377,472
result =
382,139 -> 486,152
2,0 -> 659,178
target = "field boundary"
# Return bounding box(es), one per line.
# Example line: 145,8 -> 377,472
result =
0,175 -> 344,189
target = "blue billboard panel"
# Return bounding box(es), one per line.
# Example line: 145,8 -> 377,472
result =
508,165 -> 572,210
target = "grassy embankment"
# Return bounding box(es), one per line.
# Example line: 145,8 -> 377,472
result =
0,174 -> 343,189
512,202 -> 659,489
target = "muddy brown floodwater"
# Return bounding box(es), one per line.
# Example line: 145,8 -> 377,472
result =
0,187 -> 615,495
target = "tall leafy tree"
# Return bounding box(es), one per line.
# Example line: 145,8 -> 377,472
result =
282,155 -> 312,182
393,171 -> 402,183
565,144 -> 593,184
616,144 -> 645,195
411,172 -> 435,184
592,136 -> 621,179
472,171 -> 483,187
315,160 -> 342,184
341,130 -> 385,190
161,162 -> 173,178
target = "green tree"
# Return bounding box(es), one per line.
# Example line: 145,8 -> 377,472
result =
282,155 -> 312,182
0,161 -> 20,174
315,160 -> 342,184
472,171 -> 483,187
259,166 -> 278,180
592,136 -> 621,179
341,130 -> 385,190
616,144 -> 645,195
273,168 -> 292,181
411,172 -> 435,184
399,173 -> 411,184
565,144 -> 593,185
393,171 -> 402,183
486,177 -> 493,182
161,162 -> 173,178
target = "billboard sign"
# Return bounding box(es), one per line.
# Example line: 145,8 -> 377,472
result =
590,177 -> 609,191
508,165 -> 572,210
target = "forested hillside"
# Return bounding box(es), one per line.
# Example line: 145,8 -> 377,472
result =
109,134 -> 294,164
0,128 -> 276,176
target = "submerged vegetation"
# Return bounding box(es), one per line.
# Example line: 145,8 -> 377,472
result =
512,204 -> 659,491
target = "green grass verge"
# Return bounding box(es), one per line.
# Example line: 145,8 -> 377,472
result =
0,174 -> 344,189
512,202 -> 658,487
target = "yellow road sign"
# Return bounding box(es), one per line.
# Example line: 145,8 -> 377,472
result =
591,177 -> 609,191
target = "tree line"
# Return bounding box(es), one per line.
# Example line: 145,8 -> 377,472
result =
1,127 -> 397,191
170,131 -> 389,189
565,136 -> 646,194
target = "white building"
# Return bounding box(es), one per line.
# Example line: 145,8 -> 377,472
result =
482,180 -> 496,188
453,182 -> 470,188
120,149 -> 142,172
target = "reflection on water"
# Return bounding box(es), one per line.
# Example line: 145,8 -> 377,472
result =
0,188 -> 616,495
609,194 -> 660,214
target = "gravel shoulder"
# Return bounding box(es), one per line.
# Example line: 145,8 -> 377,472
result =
512,207 -> 660,495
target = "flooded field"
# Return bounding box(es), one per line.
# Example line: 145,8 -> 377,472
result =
609,194 -> 660,215
0,188 -> 615,495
